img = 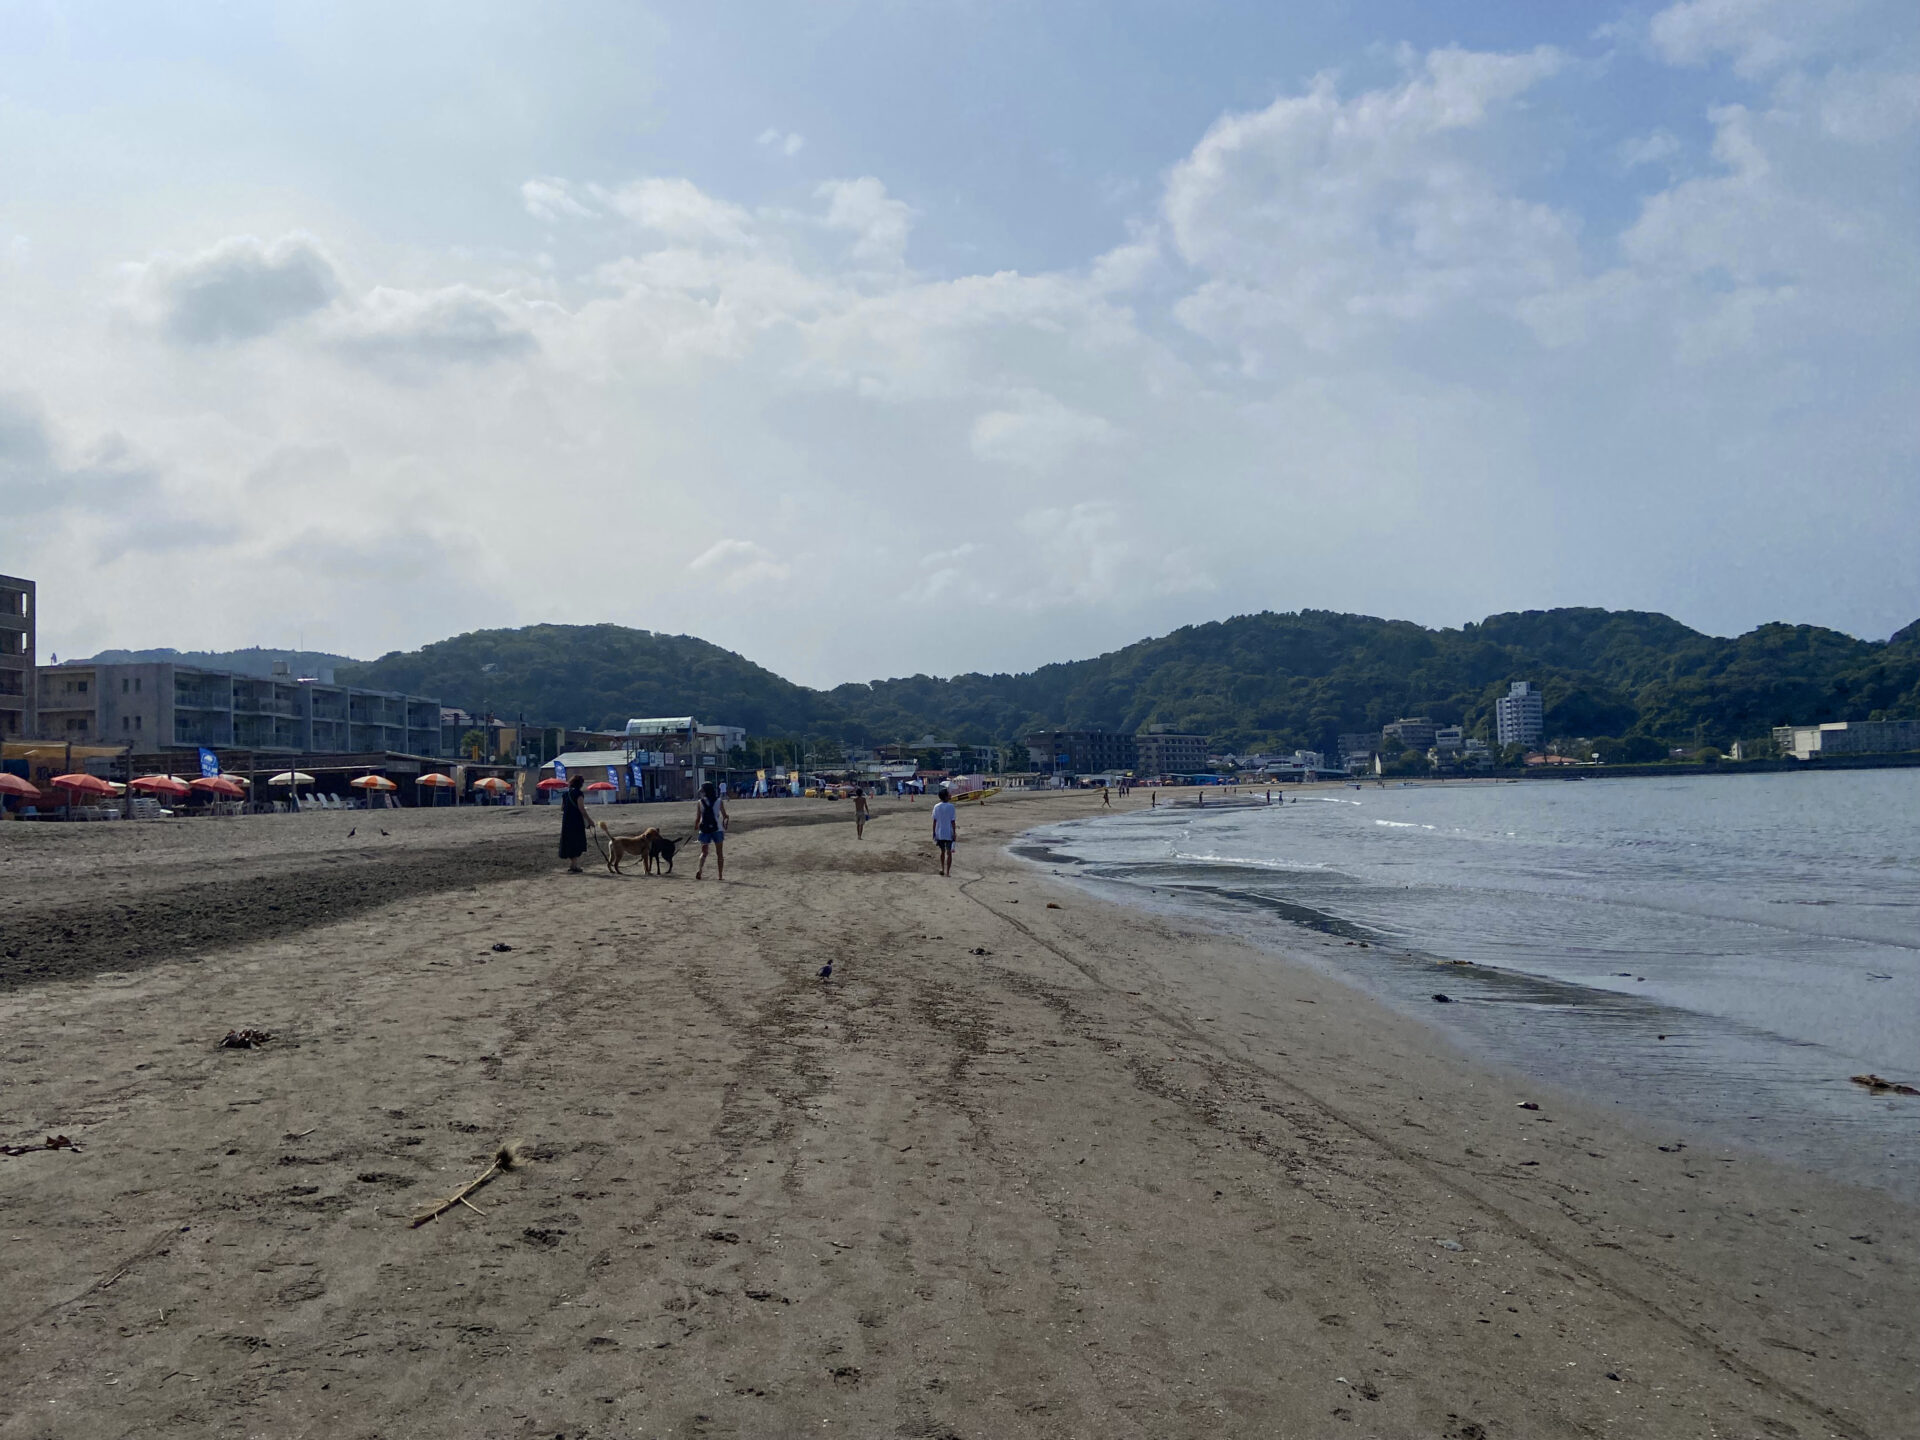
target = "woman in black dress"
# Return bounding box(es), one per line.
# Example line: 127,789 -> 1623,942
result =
558,773 -> 589,872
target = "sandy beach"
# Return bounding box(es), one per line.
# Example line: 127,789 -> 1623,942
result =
1,790 -> 1914,1439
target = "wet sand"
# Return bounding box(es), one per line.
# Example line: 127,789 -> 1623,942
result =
1,791 -> 1914,1438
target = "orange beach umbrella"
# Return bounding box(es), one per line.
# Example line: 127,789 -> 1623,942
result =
190,776 -> 245,798
414,772 -> 455,787
535,777 -> 569,791
471,776 -> 511,792
584,780 -> 617,792
50,773 -> 115,796
0,773 -> 41,799
350,775 -> 398,792
131,774 -> 191,796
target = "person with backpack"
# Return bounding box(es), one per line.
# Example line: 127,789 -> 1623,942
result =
694,780 -> 729,880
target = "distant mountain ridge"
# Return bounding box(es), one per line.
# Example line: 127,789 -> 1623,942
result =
336,609 -> 1920,754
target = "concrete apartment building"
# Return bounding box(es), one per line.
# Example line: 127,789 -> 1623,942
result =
1381,717 -> 1438,753
1025,729 -> 1139,776
37,661 -> 444,756
0,575 -> 34,739
1495,681 -> 1544,748
1133,728 -> 1208,776
1772,719 -> 1920,761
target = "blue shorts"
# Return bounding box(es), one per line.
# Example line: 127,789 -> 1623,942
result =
699,829 -> 724,845
936,838 -> 954,851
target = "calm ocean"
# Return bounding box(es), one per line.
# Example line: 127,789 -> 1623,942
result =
1023,770 -> 1920,1198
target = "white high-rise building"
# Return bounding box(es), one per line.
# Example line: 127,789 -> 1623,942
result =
1495,681 -> 1544,748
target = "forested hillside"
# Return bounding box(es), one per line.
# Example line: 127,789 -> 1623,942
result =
338,625 -> 835,735
332,608 -> 1920,756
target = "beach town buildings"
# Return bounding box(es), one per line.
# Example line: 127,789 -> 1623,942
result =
1337,731 -> 1380,769
34,660 -> 445,756
1381,717 -> 1438,753
1025,729 -> 1139,778
0,575 -> 32,740
1133,727 -> 1208,776
1772,719 -> 1920,761
1495,681 -> 1545,749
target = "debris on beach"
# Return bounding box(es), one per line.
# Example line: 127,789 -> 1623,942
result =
1,1134 -> 79,1157
969,947 -> 990,956
1046,902 -> 1062,909
1850,1074 -> 1920,1097
1517,1102 -> 1540,1111
410,1141 -> 524,1228
1432,994 -> 1453,1003
218,1029 -> 274,1049
491,943 -> 513,952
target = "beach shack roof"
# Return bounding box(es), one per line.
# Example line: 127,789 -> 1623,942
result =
543,749 -> 635,773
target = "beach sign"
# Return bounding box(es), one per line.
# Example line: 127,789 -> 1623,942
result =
607,766 -> 620,789
198,747 -> 219,778
553,760 -> 566,781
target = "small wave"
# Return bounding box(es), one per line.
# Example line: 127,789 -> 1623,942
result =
1173,851 -> 1331,872
1374,820 -> 1435,829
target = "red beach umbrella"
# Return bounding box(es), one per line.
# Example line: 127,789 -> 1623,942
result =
0,773 -> 40,799
50,773 -> 115,796
584,780 -> 617,792
130,774 -> 191,796
536,777 -> 569,791
190,776 -> 245,798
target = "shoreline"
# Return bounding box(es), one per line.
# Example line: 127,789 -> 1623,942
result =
2,791 -> 1914,1437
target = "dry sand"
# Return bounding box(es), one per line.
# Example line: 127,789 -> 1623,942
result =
1,790 -> 1914,1439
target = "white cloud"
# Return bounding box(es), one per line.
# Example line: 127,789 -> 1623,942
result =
595,177 -> 757,247
127,233 -> 344,344
688,538 -> 792,590
1163,46 -> 1573,354
756,128 -> 806,157
969,392 -> 1117,472
816,177 -> 914,266
1648,0 -> 1867,77
1617,128 -> 1682,169
521,177 -> 597,223
329,284 -> 538,364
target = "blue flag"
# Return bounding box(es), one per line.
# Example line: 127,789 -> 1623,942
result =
198,747 -> 219,778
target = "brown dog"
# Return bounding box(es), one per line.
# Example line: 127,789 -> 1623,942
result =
598,822 -> 662,874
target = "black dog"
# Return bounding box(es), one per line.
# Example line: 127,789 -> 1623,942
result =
650,833 -> 685,875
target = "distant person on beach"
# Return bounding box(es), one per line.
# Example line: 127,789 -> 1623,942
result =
695,780 -> 729,880
1102,785 -> 1111,807
853,785 -> 870,839
931,787 -> 957,877
558,773 -> 589,874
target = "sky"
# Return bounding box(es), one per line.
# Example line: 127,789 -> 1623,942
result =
2,0 -> 1917,686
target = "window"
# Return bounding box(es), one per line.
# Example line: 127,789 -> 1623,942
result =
123,678 -> 130,694
123,716 -> 130,732
135,715 -> 142,730
77,680 -> 87,694
135,677 -> 142,693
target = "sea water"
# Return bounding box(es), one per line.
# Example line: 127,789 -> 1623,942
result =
1025,770 -> 1920,1198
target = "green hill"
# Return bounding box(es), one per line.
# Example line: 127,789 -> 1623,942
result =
338,624 -> 834,735
338,609 -> 1920,756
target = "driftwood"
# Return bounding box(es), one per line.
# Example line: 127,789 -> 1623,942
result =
1,1134 -> 79,1157
410,1142 -> 523,1227
1851,1074 -> 1920,1097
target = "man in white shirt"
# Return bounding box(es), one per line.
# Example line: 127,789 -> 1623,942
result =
931,787 -> 958,877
